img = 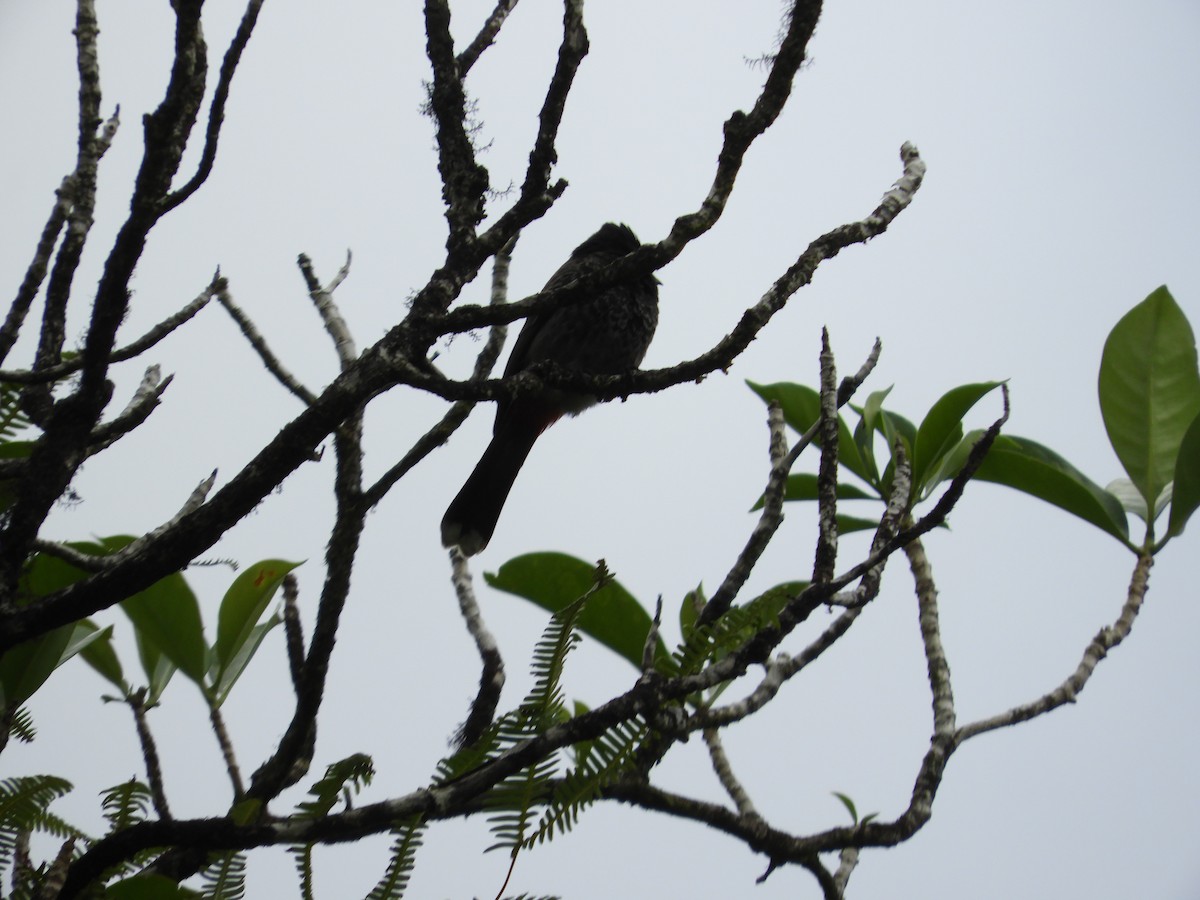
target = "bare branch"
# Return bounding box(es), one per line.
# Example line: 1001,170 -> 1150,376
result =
86,366 -> 174,453
698,400 -> 790,626
214,280 -> 317,405
906,536 -> 956,736
812,328 -> 840,583
208,703 -> 245,800
128,690 -> 172,820
423,0 -> 490,255
449,549 -> 506,747
0,177 -> 75,368
0,276 -> 221,385
298,252 -> 357,368
956,552 -> 1153,742
361,238 -> 515,509
703,728 -> 761,821
457,0 -> 520,75
160,0 -> 266,215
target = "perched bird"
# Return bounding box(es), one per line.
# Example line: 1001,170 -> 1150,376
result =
440,222 -> 660,556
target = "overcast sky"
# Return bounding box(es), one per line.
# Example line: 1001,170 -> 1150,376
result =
2,1 -> 1198,898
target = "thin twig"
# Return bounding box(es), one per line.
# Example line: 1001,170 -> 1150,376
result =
906,535 -> 956,736
812,328 -> 839,583
703,728 -> 760,820
457,0 -> 520,75
298,252 -> 357,368
208,703 -> 245,800
160,0 -> 267,215
214,281 -> 316,405
956,552 -> 1153,742
450,548 -> 506,747
361,237 -> 515,509
128,690 -> 172,819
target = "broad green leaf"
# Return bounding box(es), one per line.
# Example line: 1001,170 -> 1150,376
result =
214,559 -> 300,683
1099,286 -> 1200,507
1,555 -> 110,708
751,473 -> 877,510
1105,478 -> 1171,524
92,537 -> 207,685
962,432 -> 1129,543
486,553 -> 670,673
912,382 -> 1004,496
121,574 -> 206,685
747,381 -> 869,483
211,613 -> 283,706
0,624 -> 74,710
1168,410 -> 1200,538
78,620 -> 128,693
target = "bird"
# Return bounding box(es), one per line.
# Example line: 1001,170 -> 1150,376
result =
440,222 -> 660,556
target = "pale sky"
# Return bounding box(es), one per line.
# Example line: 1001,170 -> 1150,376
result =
2,1 -> 1198,898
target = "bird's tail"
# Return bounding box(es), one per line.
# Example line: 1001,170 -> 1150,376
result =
440,420 -> 541,556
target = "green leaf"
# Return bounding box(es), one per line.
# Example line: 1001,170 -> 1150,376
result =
134,629 -> 177,706
214,559 -> 300,687
751,473 -> 877,510
486,553 -> 670,673
0,625 -> 73,711
79,620 -> 128,693
963,432 -> 1129,543
852,386 -> 894,485
835,514 -> 885,535
105,874 -> 198,900
912,381 -> 1004,496
1099,286 -> 1200,508
91,537 -> 207,685
832,791 -> 859,824
210,614 -> 282,706
679,584 -> 705,642
1168,411 -> 1200,538
747,381 -> 869,483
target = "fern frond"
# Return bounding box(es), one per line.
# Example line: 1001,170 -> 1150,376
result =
0,775 -> 77,890
290,842 -> 315,900
529,716 -> 646,847
483,594 -> 596,854
294,753 -> 374,820
100,779 -> 152,834
365,815 -> 426,900
199,851 -> 246,900
7,706 -> 36,743
288,754 -> 375,900
0,382 -> 33,442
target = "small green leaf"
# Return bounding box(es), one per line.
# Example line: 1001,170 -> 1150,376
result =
679,584 -> 705,641
1099,286 -> 1200,508
852,386 -> 894,485
747,381 -> 869,483
832,791 -> 859,824
962,432 -> 1129,543
1168,410 -> 1200,538
214,559 -> 300,685
135,630 -> 177,705
486,553 -> 670,673
912,381 -> 1004,496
